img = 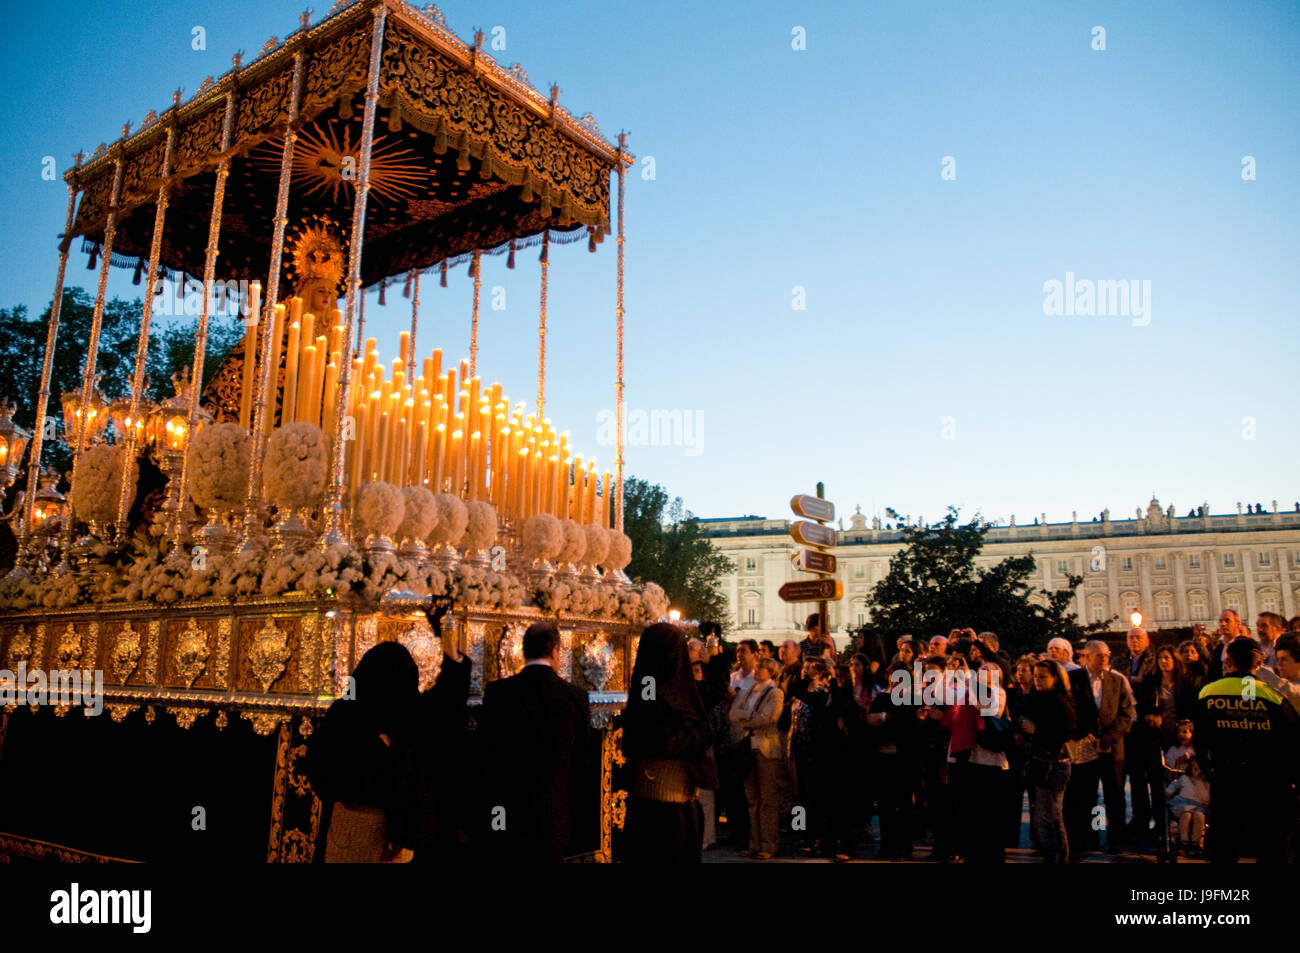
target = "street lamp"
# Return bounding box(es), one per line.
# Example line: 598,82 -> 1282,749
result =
668,608 -> 681,623
61,377 -> 109,447
1130,609 -> 1142,628
0,398 -> 31,490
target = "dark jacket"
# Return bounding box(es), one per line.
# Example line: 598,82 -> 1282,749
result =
414,655 -> 472,859
1023,690 -> 1075,763
479,663 -> 590,862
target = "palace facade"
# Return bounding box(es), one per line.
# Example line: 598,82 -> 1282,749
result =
700,498 -> 1300,642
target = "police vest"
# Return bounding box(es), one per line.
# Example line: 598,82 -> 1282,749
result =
1195,675 -> 1298,779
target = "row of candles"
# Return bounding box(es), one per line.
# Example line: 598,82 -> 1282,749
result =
232,288 -> 613,528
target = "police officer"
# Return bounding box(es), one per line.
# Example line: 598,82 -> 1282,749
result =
1194,637 -> 1300,863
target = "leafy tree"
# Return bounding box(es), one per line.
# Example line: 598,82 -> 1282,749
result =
622,476 -> 735,629
0,286 -> 244,478
868,506 -> 1109,658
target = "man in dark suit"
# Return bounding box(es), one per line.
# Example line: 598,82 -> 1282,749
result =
478,621 -> 590,862
1064,640 -> 1135,857
1112,626 -> 1158,846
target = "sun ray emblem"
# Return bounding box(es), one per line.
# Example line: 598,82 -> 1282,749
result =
255,120 -> 430,205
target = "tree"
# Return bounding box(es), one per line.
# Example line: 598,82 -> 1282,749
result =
0,286 -> 244,478
622,476 -> 735,628
868,507 -> 1108,658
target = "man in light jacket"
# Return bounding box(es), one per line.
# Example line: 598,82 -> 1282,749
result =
729,657 -> 785,859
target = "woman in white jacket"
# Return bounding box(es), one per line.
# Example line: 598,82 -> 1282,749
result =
730,657 -> 786,859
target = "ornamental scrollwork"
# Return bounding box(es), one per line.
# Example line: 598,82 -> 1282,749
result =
109,621 -> 142,685
173,619 -> 210,689
54,624 -> 81,670
246,618 -> 292,693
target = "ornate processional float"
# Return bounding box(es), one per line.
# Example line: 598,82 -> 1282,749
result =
0,0 -> 648,862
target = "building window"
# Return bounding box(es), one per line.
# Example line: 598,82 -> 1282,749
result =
1189,593 -> 1207,618
854,563 -> 865,579
744,557 -> 757,572
1156,594 -> 1173,621
1057,560 -> 1069,574
1258,551 -> 1271,567
1260,591 -> 1280,614
1122,557 -> 1133,571
1224,593 -> 1241,613
1155,556 -> 1166,571
1223,553 -> 1236,568
1188,554 -> 1201,569
745,608 -> 757,624
1088,595 -> 1109,623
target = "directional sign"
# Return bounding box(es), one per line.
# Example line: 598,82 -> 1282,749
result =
789,520 -> 836,549
779,579 -> 843,603
791,494 -> 834,523
794,549 -> 837,574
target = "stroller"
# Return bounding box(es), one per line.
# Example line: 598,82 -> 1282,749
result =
1154,751 -> 1208,863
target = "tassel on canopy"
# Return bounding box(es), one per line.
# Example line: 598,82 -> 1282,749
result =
87,244 -> 99,270
440,261 -> 447,287
132,257 -> 145,284
403,270 -> 413,298
378,279 -> 386,306
506,240 -> 516,269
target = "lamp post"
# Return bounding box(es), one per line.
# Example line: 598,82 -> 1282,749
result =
60,377 -> 109,450
109,395 -> 154,447
0,399 -> 31,491
145,368 -> 211,541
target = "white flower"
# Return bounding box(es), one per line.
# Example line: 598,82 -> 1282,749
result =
558,518 -> 586,565
522,513 -> 563,562
189,423 -> 251,510
461,501 -> 498,551
357,482 -> 405,538
429,493 -> 468,546
69,443 -> 137,523
600,528 -> 633,571
264,422 -> 329,511
396,485 -> 438,542
582,522 -> 609,566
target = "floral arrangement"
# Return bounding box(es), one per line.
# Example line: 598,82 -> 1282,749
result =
69,443 -> 137,524
521,512 -> 563,563
396,485 -> 438,543
429,493 -> 468,547
462,501 -> 498,552
582,522 -> 609,567
558,519 -> 587,566
264,422 -> 328,511
601,528 -> 633,572
356,482 -> 404,539
452,564 -> 525,608
188,423 -> 251,510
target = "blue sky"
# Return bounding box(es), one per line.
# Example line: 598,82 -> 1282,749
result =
1,0 -> 1296,525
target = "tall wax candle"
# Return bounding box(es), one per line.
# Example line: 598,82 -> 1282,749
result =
431,423 -> 446,492
238,281 -> 262,430
602,471 -> 612,529
298,345 -> 317,424
282,321 -> 301,425
412,418 -> 427,486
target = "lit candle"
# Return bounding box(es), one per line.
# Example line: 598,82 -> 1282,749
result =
430,348 -> 442,386
312,334 -> 328,426
375,411 -> 390,485
396,416 -> 409,488
431,422 -> 446,492
238,281 -> 261,430
351,400 -> 368,489
282,320 -> 301,426
602,471 -> 612,529
297,345 -> 316,424
300,311 -> 315,374
268,302 -> 286,426
468,431 -> 481,501
323,360 -> 339,439
399,331 -> 410,370
366,391 -> 381,481
448,428 -> 463,496
361,340 -> 376,383
412,418 -> 427,486
550,455 -> 561,516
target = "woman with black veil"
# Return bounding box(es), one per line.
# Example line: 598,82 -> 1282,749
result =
304,640 -> 422,862
620,622 -> 718,863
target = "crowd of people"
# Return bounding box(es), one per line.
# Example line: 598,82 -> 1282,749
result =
302,602 -> 1299,864
692,609 -> 1300,864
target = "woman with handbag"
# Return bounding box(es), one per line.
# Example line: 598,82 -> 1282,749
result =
1020,660 -> 1076,863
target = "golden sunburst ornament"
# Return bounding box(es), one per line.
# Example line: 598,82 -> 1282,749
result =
285,121 -> 429,205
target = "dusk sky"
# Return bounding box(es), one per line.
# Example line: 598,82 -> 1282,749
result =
1,0 -> 1296,526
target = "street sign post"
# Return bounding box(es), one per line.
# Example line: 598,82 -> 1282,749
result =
789,520 -> 836,548
778,578 -> 844,602
793,549 -> 837,574
790,494 -> 834,523
788,482 -> 839,638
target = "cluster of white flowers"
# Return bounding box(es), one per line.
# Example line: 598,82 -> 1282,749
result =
263,423 -> 329,511
69,444 -> 136,523
429,493 -> 468,546
601,528 -> 633,572
582,522 -> 609,567
461,501 -> 498,552
522,512 -> 563,562
357,482 -> 405,539
189,423 -> 251,510
558,519 -> 586,565
640,581 -> 669,619
396,485 -> 438,542
451,564 -> 525,608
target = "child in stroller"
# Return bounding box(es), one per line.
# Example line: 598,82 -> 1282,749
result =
1161,720 -> 1209,859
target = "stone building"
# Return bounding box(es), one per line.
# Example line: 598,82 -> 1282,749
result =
701,498 -> 1300,642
